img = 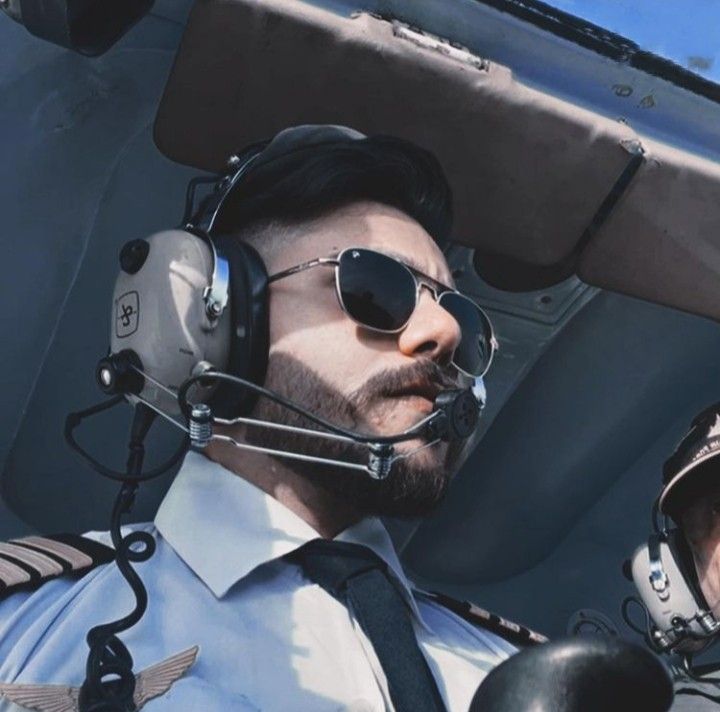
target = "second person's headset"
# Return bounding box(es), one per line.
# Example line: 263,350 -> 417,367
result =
626,406 -> 720,658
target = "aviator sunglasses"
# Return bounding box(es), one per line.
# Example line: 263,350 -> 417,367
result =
268,247 -> 497,378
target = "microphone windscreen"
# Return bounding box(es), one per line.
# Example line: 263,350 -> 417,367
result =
470,636 -> 673,712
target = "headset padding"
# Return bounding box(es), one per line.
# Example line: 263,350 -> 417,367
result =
667,528 -> 711,610
211,237 -> 269,417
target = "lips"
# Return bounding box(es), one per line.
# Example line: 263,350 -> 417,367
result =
389,380 -> 443,403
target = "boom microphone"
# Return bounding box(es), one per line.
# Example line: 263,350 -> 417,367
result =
89,353 -> 483,481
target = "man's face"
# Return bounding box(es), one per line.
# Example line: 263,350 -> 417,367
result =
247,200 -> 469,517
680,486 -> 720,614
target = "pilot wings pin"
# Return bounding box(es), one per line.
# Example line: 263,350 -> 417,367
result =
0,645 -> 199,712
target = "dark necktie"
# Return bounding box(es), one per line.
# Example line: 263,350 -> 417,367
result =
288,539 -> 447,712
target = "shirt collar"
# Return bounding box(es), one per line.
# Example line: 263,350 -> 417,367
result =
154,451 -> 426,624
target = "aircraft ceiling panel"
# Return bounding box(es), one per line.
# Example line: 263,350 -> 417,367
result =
0,12 -> 192,536
406,405 -> 718,641
155,0 -> 720,324
153,0 -> 195,26
404,290 -> 720,585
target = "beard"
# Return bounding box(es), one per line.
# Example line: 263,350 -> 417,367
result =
244,353 -> 465,518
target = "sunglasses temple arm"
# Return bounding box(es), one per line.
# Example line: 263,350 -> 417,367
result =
267,258 -> 339,283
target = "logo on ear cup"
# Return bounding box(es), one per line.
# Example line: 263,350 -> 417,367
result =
116,291 -> 139,338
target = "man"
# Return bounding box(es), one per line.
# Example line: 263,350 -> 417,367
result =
0,126 -> 538,711
654,404 -> 720,709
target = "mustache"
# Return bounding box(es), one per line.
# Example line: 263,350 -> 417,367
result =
349,360 -> 459,410
249,352 -> 458,517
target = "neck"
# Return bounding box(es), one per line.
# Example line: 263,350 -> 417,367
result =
204,435 -> 364,539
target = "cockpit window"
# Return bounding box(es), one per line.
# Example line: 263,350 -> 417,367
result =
547,0 -> 720,83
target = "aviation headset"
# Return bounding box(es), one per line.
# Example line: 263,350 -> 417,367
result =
627,405 -> 720,656
74,123 -> 486,482
97,127 -> 339,420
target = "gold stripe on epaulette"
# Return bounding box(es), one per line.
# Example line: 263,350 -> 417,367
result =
497,616 -> 522,634
0,534 -> 115,597
13,536 -> 92,570
423,591 -> 550,646
467,604 -> 492,622
0,543 -> 63,578
466,600 -> 547,643
0,558 -> 31,587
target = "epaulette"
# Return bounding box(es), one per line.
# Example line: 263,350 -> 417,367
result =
421,590 -> 549,648
0,534 -> 115,598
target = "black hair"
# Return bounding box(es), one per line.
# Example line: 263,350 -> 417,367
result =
213,135 -> 453,247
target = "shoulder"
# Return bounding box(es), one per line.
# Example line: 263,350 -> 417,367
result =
671,679 -> 720,709
0,533 -> 115,601
0,528 -> 158,682
415,589 -> 548,649
669,661 -> 720,709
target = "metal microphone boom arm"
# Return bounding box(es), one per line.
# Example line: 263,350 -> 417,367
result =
127,368 -> 482,480
176,371 -> 479,445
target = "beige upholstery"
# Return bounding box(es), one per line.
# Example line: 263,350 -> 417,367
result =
154,0 -> 720,320
579,139 -> 720,319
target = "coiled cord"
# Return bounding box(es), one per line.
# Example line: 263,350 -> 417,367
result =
74,404 -> 159,712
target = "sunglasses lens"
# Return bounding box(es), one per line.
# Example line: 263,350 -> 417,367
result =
338,249 -> 416,331
438,292 -> 495,376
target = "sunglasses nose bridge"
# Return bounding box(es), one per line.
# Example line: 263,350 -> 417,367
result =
413,281 -> 465,336
416,279 -> 440,303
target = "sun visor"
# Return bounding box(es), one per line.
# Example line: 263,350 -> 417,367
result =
154,0 -> 636,267
154,0 -> 720,321
578,140 -> 720,321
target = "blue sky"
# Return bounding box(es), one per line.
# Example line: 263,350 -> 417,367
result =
548,0 -> 720,83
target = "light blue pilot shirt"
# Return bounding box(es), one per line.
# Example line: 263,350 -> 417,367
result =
0,451 -> 516,711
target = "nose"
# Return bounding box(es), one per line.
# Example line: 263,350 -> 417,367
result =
397,288 -> 462,367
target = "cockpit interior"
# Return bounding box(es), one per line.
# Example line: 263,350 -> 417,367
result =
1,0 -> 719,658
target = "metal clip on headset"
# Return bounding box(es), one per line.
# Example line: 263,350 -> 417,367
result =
187,401 -> 402,480
180,371 -> 480,480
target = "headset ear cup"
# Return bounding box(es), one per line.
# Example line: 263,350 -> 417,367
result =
209,238 -> 269,418
239,241 -> 270,394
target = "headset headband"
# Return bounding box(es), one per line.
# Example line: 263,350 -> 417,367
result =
186,125 -> 369,321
